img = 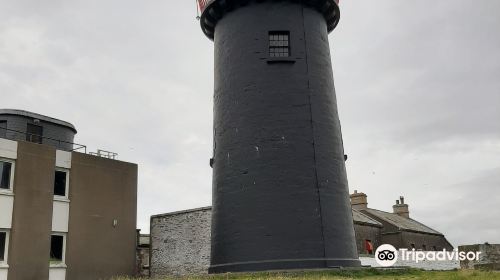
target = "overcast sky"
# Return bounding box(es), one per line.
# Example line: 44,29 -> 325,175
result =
1,0 -> 499,247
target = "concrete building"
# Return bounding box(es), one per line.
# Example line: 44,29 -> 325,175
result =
0,110 -> 137,280
198,0 -> 359,272
149,191 -> 453,277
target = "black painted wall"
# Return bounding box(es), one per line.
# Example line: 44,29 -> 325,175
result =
209,1 -> 359,272
0,114 -> 76,151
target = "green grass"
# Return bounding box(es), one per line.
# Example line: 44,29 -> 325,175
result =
112,268 -> 500,280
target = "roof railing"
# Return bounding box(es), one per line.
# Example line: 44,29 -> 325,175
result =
0,127 -> 86,153
89,149 -> 118,160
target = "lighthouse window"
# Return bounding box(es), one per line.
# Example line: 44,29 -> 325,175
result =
269,31 -> 290,57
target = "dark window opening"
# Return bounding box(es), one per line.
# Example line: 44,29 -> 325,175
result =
422,244 -> 427,251
54,170 -> 67,196
432,246 -> 438,251
269,31 -> 290,57
50,235 -> 64,261
365,239 -> 373,254
26,123 -> 43,144
411,243 -> 415,249
0,232 -> 6,261
0,121 -> 6,138
0,161 -> 12,189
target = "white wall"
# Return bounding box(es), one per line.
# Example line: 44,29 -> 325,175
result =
0,196 -> 13,229
55,151 -> 71,169
49,150 -> 71,280
0,138 -> 16,279
0,139 -> 17,160
49,267 -> 66,280
0,267 -> 8,280
51,201 -> 69,233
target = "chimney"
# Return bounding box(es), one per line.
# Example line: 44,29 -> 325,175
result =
393,196 -> 410,218
350,190 -> 368,210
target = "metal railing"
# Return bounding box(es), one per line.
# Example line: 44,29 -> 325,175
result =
89,149 -> 118,160
0,127 -> 87,153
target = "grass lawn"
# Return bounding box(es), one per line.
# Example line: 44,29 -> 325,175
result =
113,268 -> 500,280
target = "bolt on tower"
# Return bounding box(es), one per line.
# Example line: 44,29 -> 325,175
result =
198,0 -> 361,273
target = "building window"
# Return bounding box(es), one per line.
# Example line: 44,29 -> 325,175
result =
422,244 -> 427,251
54,169 -> 69,197
0,121 -> 6,138
432,246 -> 438,251
410,243 -> 415,249
50,234 -> 65,263
0,160 -> 14,190
269,31 -> 290,57
26,123 -> 43,144
0,230 -> 8,263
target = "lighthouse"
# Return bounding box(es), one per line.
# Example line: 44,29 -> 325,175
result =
198,0 -> 361,273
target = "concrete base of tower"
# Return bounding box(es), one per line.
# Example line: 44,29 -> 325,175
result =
209,258 -> 362,273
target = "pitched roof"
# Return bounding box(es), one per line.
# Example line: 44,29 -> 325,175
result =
363,208 -> 442,235
352,209 -> 382,227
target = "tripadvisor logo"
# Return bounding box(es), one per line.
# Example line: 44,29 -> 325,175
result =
374,244 -> 482,267
375,244 -> 398,267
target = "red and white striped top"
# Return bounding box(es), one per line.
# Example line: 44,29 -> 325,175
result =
197,0 -> 212,13
198,0 -> 338,14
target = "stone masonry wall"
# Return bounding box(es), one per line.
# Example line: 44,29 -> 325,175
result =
150,207 -> 212,277
354,224 -> 381,255
136,247 -> 150,277
459,243 -> 500,270
150,207 -> 460,275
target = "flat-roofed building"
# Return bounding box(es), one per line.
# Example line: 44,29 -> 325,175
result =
0,109 -> 137,280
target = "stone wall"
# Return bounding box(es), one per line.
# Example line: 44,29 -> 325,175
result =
353,224 -> 381,255
150,207 -> 211,277
149,207 -> 460,276
136,247 -> 150,277
398,231 -> 454,251
459,243 -> 500,270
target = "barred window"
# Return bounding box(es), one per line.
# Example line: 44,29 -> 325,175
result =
269,31 -> 290,57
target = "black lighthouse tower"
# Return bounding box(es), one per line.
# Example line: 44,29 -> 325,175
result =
199,0 -> 361,273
